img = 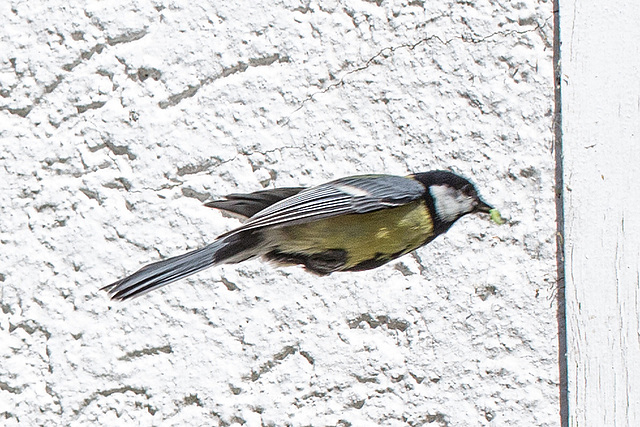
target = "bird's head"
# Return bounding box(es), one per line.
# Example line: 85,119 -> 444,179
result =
412,170 -> 496,228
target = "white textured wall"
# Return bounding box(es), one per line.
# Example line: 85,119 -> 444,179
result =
561,1 -> 640,426
0,1 -> 556,425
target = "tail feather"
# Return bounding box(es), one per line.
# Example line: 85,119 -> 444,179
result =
102,240 -> 225,301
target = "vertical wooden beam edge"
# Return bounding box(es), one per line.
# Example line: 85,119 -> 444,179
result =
553,2 -> 569,426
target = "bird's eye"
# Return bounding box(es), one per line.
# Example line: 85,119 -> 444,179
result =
460,185 -> 475,198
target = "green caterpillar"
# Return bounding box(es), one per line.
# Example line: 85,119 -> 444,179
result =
489,208 -> 505,225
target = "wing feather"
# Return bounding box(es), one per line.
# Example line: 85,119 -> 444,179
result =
205,187 -> 306,218
221,175 -> 426,236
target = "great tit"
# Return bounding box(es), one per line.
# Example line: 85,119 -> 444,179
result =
103,170 -> 502,300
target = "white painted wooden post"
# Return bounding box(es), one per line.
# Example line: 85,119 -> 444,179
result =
560,1 -> 640,426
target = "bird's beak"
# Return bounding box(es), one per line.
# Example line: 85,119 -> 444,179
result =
475,199 -> 493,214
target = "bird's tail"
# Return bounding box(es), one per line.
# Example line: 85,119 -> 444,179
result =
101,240 -> 227,301
102,236 -> 250,301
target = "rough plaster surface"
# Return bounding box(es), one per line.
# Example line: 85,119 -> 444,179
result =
0,0 -> 556,425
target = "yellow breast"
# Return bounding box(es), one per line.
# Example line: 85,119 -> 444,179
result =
268,200 -> 434,269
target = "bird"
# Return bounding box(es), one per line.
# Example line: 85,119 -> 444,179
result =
103,170 -> 503,301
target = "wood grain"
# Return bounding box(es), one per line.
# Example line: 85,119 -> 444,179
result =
561,1 -> 640,425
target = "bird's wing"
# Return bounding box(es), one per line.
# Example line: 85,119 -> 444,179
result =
205,187 -> 307,219
222,174 -> 426,236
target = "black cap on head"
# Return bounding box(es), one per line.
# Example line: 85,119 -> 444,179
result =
412,170 -> 474,191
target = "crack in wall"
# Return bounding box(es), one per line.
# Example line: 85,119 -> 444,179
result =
277,34 -> 451,126
158,53 -> 290,109
462,16 -> 552,44
278,17 -> 553,126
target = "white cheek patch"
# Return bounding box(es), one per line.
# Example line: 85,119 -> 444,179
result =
429,185 -> 475,222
